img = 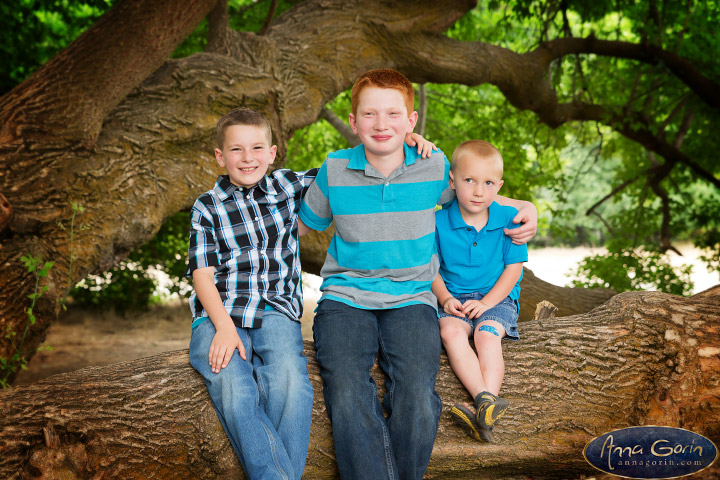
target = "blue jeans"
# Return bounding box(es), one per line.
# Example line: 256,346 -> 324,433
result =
313,300 -> 442,480
189,310 -> 313,480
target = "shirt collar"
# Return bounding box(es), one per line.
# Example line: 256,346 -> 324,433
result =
447,199 -> 505,231
213,174 -> 273,201
346,143 -> 421,171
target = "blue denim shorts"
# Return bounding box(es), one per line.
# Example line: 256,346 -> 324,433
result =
437,293 -> 519,340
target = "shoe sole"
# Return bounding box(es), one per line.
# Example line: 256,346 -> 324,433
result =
450,404 -> 493,443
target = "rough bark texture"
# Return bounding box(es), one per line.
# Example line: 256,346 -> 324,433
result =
1,288 -> 718,479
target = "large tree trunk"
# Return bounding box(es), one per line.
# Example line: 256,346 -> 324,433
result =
2,288 -> 718,479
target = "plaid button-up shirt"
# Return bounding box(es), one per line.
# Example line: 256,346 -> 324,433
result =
187,169 -> 317,328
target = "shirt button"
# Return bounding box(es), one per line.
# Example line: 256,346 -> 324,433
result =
467,228 -> 471,231
255,216 -> 259,220
473,242 -> 477,246
246,195 -> 250,199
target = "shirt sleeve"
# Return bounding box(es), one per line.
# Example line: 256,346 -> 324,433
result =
502,211 -> 528,265
298,161 -> 333,231
438,155 -> 455,206
186,198 -> 220,277
295,167 -> 319,198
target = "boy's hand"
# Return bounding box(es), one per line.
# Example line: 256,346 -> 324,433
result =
505,203 -> 538,245
442,297 -> 464,317
462,300 -> 491,320
209,326 -> 246,373
405,132 -> 437,158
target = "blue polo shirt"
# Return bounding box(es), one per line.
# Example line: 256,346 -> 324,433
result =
435,199 -> 527,305
299,143 -> 453,310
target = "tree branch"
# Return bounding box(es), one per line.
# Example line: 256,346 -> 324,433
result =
417,83 -> 427,136
319,108 -> 360,147
586,174 -> 642,216
0,0 -> 218,146
207,0 -> 230,53
258,0 -> 278,35
536,37 -> 720,110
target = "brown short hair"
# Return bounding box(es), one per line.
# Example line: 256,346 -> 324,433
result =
216,108 -> 273,149
351,69 -> 414,117
451,140 -> 503,175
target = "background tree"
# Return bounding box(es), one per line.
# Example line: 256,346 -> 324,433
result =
1,0 -> 718,385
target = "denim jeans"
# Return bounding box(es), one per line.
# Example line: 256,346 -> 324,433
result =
313,300 -> 442,480
189,310 -> 313,480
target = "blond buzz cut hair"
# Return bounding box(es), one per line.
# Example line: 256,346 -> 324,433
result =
451,139 -> 504,176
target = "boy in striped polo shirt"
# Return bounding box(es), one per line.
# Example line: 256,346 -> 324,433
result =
299,69 -> 537,480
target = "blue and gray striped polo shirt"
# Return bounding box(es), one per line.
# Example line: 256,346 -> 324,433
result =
299,143 -> 453,310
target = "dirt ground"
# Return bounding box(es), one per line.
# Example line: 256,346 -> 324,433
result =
14,297 -> 317,386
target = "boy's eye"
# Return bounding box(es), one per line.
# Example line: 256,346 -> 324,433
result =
485,181 -> 494,186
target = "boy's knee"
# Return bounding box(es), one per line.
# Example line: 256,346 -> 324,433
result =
476,324 -> 500,337
440,323 -> 468,344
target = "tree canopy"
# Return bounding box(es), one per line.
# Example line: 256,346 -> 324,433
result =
0,0 -> 718,384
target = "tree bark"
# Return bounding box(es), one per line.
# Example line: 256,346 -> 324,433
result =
1,288 -> 718,479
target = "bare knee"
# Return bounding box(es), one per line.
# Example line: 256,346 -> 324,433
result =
440,322 -> 469,346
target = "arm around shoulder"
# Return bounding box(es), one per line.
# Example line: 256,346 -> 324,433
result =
495,195 -> 537,245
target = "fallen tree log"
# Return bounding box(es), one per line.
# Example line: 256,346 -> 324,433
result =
1,287 -> 718,479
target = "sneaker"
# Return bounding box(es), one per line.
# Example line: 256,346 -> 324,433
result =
475,391 -> 509,429
450,403 -> 494,443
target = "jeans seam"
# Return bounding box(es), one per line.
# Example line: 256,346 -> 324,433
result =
377,333 -> 396,480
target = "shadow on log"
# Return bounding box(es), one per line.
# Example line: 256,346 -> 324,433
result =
1,287 -> 718,479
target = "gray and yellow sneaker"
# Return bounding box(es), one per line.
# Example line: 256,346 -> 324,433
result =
450,403 -> 494,443
474,391 -> 509,430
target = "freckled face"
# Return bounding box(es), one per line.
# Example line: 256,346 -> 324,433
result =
450,154 -> 504,218
349,87 -> 417,162
215,125 -> 276,188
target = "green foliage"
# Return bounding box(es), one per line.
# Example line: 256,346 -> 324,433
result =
688,186 -> 720,276
571,247 -> 694,296
1,255 -> 55,388
172,0 -> 297,58
70,211 -> 191,311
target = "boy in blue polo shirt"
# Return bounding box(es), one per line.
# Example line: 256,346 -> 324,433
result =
299,70 -> 536,479
431,139 -> 528,443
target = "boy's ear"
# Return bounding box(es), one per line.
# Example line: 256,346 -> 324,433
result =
348,113 -> 357,134
269,145 -> 277,163
498,179 -> 504,191
448,170 -> 456,189
214,148 -> 225,168
406,111 -> 418,132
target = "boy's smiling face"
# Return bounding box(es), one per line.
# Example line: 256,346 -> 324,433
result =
349,87 -> 417,163
215,124 -> 276,188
